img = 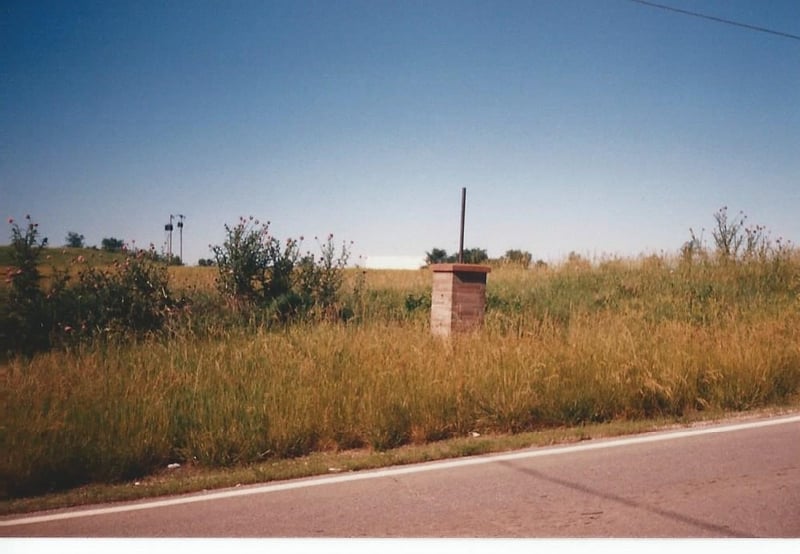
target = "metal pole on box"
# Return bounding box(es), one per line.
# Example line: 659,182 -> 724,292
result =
459,187 -> 466,263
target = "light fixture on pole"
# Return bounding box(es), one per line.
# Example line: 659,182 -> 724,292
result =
164,215 -> 174,260
176,214 -> 185,264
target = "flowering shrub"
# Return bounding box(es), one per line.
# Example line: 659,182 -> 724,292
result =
211,217 -> 351,321
5,216 -> 46,299
2,217 -> 179,356
2,216 -> 50,354
295,234 -> 353,319
211,218 -> 295,306
58,246 -> 177,340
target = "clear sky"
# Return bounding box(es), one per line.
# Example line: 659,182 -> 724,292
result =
2,0 -> 798,266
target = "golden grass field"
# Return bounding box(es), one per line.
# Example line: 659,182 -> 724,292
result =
2,250 -> 800,501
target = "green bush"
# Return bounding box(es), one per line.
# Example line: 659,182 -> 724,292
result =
1,217 -> 180,356
1,216 -> 50,355
55,248 -> 179,341
101,237 -> 125,252
211,217 -> 351,322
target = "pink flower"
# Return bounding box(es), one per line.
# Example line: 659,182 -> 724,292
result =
7,217 -> 13,224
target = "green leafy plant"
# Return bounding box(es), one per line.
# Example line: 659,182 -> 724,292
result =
2,216 -> 49,354
211,218 -> 351,321
65,231 -> 85,249
501,249 -> 533,268
425,247 -> 489,265
101,237 -> 125,252
425,248 -> 449,265
295,234 -> 353,319
211,217 -> 299,308
60,247 -> 178,340
2,217 -> 180,355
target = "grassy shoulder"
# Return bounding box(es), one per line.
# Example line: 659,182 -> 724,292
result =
2,405 -> 797,517
3,247 -> 799,515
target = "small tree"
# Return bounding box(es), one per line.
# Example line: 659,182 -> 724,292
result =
65,231 -> 85,248
461,247 -> 488,264
101,237 -> 125,252
425,248 -> 449,265
502,249 -> 532,268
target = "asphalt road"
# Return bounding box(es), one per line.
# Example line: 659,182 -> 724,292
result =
3,413 -> 799,537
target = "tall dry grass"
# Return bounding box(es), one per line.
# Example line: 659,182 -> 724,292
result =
3,252 -> 800,498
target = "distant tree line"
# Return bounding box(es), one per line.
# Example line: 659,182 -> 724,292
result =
425,247 -> 539,268
425,247 -> 488,265
63,232 -> 181,265
65,232 -> 125,252
65,232 -> 85,248
101,237 -> 125,252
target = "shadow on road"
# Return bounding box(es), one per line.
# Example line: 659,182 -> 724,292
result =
498,460 -> 754,538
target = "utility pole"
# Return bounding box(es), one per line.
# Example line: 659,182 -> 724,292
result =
176,214 -> 185,264
458,187 -> 466,263
165,215 -> 174,262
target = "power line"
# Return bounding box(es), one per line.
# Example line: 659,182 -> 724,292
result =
628,0 -> 800,42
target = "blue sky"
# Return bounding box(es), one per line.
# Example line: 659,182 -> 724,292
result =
2,0 -> 798,266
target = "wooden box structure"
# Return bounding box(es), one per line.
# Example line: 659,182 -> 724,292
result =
430,264 -> 491,336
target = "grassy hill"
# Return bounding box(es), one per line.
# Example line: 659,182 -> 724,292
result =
0,244 -> 217,295
0,246 -> 130,292
0,245 -> 127,268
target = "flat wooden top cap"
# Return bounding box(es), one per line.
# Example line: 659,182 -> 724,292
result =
430,263 -> 492,274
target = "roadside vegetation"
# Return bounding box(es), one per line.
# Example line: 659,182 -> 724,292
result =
1,208 -> 799,505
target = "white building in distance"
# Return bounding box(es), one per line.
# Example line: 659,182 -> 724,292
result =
364,255 -> 427,270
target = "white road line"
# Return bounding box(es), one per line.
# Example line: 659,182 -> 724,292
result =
3,413 -> 799,527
